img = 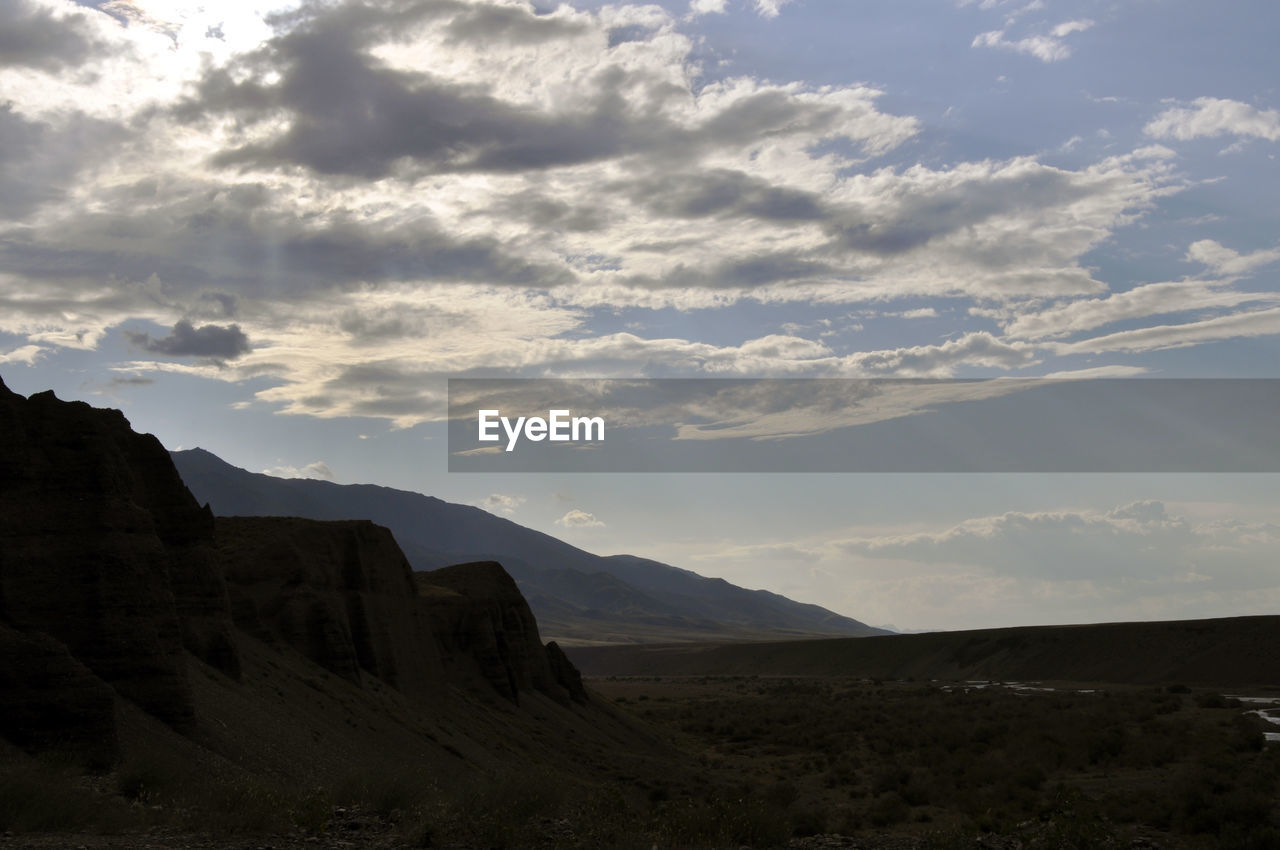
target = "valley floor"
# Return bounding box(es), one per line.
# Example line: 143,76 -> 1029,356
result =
6,677 -> 1279,849
585,676 -> 1280,849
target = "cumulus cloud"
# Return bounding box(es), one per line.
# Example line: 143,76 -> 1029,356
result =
556,509 -> 605,528
0,0 -> 107,71
473,493 -> 526,515
178,1 -> 909,180
125,320 -> 251,360
688,0 -> 728,16
0,344 -> 45,365
262,461 -> 335,481
1145,98 -> 1280,142
0,0 -> 1240,427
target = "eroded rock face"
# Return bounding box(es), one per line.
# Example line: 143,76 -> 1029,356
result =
0,377 -> 240,734
217,528 -> 584,707
417,562 -> 560,704
0,375 -> 589,763
545,641 -> 589,704
0,623 -> 118,767
214,516 -> 446,703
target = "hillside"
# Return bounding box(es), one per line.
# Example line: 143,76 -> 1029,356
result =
170,448 -> 886,645
568,615 -> 1280,687
0,377 -> 676,841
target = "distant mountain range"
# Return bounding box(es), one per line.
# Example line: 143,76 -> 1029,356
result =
172,448 -> 887,645
567,615 -> 1280,688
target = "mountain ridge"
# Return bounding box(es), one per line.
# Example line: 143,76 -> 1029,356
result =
171,447 -> 888,645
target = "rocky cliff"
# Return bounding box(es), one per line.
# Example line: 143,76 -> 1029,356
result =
0,376 -> 239,739
213,519 -> 580,706
418,562 -> 559,704
0,376 -> 586,766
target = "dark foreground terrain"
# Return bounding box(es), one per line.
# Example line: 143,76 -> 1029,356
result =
592,676 -> 1280,849
4,677 -> 1277,849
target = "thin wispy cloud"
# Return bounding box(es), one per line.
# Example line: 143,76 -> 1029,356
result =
262,461 -> 336,481
474,493 -> 527,515
971,20 -> 1093,63
1145,98 -> 1280,142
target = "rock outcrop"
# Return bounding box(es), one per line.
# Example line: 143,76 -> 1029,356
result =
214,516 -> 446,703
0,376 -> 239,737
0,623 -> 118,767
0,375 -> 589,763
417,562 -> 558,704
545,640 -> 589,704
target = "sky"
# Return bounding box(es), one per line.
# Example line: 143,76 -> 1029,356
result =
2,0 -> 1278,631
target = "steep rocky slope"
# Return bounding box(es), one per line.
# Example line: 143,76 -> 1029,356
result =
0,376 -> 238,741
0,376 -> 603,780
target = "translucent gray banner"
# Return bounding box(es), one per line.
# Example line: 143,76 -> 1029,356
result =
446,378 -> 1280,472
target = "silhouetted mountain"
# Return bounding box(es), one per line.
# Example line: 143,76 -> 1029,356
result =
1,377 -> 638,785
171,448 -> 887,644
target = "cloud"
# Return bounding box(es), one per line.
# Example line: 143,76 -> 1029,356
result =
473,493 -> 526,515
0,344 -> 46,365
678,499 -> 1280,629
1050,19 -> 1094,38
694,541 -> 823,563
1145,98 -> 1280,142
125,320 -> 251,360
0,0 -> 1231,429
0,0 -> 106,71
1002,280 -> 1280,340
623,169 -> 826,224
753,0 -> 793,17
103,375 -> 155,389
181,1 -> 907,180
842,331 -> 1036,375
556,509 -> 605,528
971,24 -> 1087,63
262,461 -> 335,481
1052,307 -> 1280,355
0,105 -> 129,221
893,308 -> 939,319
1185,239 -> 1280,277
836,501 -> 1202,580
688,0 -> 728,15
995,239 -> 1280,341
